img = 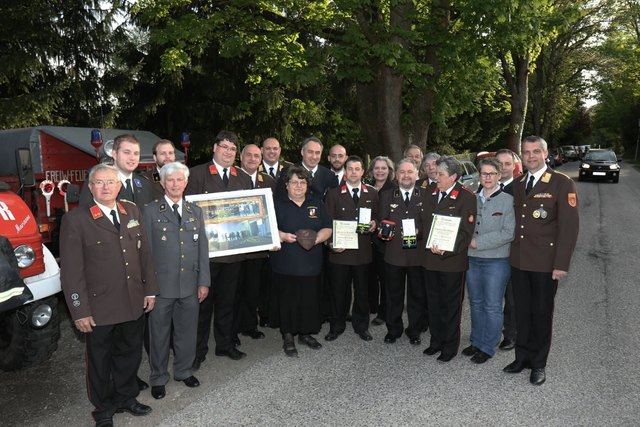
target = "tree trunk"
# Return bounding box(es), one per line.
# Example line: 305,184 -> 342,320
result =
501,51 -> 530,155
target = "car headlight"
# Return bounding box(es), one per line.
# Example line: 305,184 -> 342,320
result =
581,163 -> 590,169
609,164 -> 619,170
14,245 -> 36,268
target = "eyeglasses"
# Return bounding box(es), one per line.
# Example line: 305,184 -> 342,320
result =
91,180 -> 118,187
217,143 -> 237,153
288,180 -> 307,186
480,172 -> 499,178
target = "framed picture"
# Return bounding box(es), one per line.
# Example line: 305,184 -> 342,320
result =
185,188 -> 280,258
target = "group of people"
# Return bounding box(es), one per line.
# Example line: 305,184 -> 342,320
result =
60,132 -> 579,427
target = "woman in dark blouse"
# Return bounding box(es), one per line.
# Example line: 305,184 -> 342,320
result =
269,166 -> 332,357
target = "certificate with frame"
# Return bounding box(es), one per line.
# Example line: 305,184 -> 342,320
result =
426,214 -> 461,252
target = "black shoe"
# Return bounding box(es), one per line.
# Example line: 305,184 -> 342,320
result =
384,333 -> 397,344
283,334 -> 298,357
259,317 -> 269,327
423,346 -> 440,356
232,335 -> 242,346
503,360 -> 530,373
371,317 -> 385,326
357,330 -> 373,341
409,337 -> 421,346
324,331 -> 341,341
437,353 -> 455,362
299,334 -> 322,349
241,329 -> 266,339
178,375 -> 200,388
346,313 -> 352,322
471,351 -> 491,364
192,356 -> 205,371
499,338 -> 516,350
136,376 -> 149,391
116,401 -> 152,416
215,347 -> 247,360
530,368 -> 546,385
151,385 -> 166,400
462,345 -> 479,356
95,418 -> 113,427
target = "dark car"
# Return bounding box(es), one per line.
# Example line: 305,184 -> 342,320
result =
578,149 -> 620,183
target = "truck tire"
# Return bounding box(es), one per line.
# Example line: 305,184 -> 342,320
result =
0,296 -> 60,371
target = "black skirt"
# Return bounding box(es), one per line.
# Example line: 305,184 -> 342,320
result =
268,272 -> 322,335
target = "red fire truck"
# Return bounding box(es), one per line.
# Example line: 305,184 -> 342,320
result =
0,126 -> 186,253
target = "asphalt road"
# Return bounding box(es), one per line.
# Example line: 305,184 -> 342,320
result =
1,160 -> 639,426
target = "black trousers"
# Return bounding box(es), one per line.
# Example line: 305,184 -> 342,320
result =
385,264 -> 425,338
502,279 -> 517,340
328,262 -> 370,334
368,246 -> 387,319
196,261 -> 241,358
511,267 -> 558,368
424,269 -> 465,357
234,258 -> 267,333
86,316 -> 143,421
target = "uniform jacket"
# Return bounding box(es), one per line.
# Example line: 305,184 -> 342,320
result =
325,183 -> 379,265
258,160 -> 293,179
421,182 -> 477,272
468,190 -> 515,259
184,161 -> 253,263
142,199 -> 211,298
275,163 -> 338,201
79,171 -> 155,207
378,186 -> 429,267
510,168 -> 579,272
142,168 -> 166,201
60,200 -> 158,325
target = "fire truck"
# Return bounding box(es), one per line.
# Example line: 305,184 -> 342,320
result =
0,126 -> 187,370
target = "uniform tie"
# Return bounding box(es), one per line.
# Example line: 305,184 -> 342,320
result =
172,203 -> 181,222
525,175 -> 535,195
269,167 -> 275,178
124,178 -> 135,202
222,168 -> 229,187
352,187 -> 360,205
439,191 -> 447,204
404,191 -> 410,207
110,209 -> 120,231
500,182 -> 504,190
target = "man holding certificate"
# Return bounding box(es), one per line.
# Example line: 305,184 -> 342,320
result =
377,158 -> 429,345
421,156 -> 476,362
324,156 -> 378,342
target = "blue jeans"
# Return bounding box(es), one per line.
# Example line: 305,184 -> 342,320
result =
466,257 -> 511,356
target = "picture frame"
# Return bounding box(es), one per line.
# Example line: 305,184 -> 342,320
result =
185,188 -> 280,258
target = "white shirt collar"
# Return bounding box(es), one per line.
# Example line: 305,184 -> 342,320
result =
212,159 -> 231,175
94,200 -> 119,223
303,164 -> 318,174
118,170 -> 133,185
527,167 -> 547,187
346,181 -> 362,194
164,195 -> 182,212
263,160 -> 278,171
400,186 -> 415,199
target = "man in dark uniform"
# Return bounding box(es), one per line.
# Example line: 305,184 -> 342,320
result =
495,148 -> 518,350
80,134 -> 154,207
421,157 -> 476,362
504,136 -> 579,386
143,139 -> 177,200
275,136 -> 338,201
60,164 -> 158,427
258,137 -> 293,179
324,155 -> 378,342
142,162 -> 210,400
328,144 -> 348,184
234,144 -> 276,340
185,130 -> 253,367
378,159 -> 428,345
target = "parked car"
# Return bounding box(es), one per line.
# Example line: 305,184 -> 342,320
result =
578,149 -> 620,183
561,145 -> 578,161
458,160 -> 480,192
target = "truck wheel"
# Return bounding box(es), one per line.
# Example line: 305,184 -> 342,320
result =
0,296 -> 60,371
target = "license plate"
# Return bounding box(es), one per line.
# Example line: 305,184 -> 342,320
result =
593,172 -> 606,176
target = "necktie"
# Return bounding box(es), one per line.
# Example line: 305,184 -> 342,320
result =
500,182 -> 504,190
172,203 -> 181,222
352,187 -> 360,205
222,168 -> 229,187
404,191 -> 410,207
110,209 -> 120,231
269,167 -> 275,178
439,191 -> 447,204
525,175 -> 535,195
125,178 -> 135,201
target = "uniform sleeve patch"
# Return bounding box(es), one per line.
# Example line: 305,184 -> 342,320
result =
568,193 -> 577,208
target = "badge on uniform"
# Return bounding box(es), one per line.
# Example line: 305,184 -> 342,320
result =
134,178 -> 142,188
161,235 -> 167,241
532,207 -> 547,219
568,193 -> 577,208
193,233 -> 199,242
127,219 -> 140,228
308,207 -> 318,218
